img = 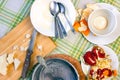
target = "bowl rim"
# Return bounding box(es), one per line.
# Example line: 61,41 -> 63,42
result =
88,8 -> 117,37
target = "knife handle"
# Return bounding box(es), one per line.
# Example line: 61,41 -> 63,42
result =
21,50 -> 33,78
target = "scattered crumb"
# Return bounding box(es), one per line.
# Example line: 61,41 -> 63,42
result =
13,45 -> 19,50
77,8 -> 83,16
14,58 -> 21,70
22,39 -> 26,42
20,46 -> 25,51
24,46 -> 28,51
0,54 -> 8,75
25,34 -> 31,39
37,45 -> 42,51
7,53 -> 15,64
0,53 -> 21,75
20,46 -> 28,51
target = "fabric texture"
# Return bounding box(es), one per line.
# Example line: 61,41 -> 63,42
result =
0,0 -> 120,79
0,0 -> 34,37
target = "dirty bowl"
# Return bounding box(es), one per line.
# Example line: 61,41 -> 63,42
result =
32,57 -> 79,80
88,8 -> 117,36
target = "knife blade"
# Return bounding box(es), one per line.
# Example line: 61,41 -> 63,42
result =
21,29 -> 37,78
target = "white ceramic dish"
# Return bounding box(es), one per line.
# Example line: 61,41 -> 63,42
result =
84,3 -> 120,45
30,0 -> 76,37
88,8 -> 117,36
81,45 -> 119,80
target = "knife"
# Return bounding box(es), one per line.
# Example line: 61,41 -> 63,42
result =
21,29 -> 37,78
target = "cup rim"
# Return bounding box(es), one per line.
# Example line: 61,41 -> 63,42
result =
88,8 -> 117,37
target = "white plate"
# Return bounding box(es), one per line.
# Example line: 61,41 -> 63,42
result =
30,0 -> 76,37
81,45 -> 119,79
84,3 -> 120,45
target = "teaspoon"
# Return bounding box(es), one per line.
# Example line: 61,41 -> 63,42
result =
57,2 -> 75,33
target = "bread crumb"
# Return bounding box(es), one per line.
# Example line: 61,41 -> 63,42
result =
13,45 -> 19,50
25,34 -> 31,39
0,54 -> 8,75
22,40 -> 26,42
20,46 -> 25,51
37,45 -> 42,51
7,53 -> 15,64
77,8 -> 83,16
25,46 -> 28,51
14,58 -> 20,70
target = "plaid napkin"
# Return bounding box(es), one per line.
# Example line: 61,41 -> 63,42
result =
0,0 -> 120,80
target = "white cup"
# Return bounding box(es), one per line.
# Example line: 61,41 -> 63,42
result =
88,8 -> 117,36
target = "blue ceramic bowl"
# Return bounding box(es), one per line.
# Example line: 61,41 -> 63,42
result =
32,58 -> 79,80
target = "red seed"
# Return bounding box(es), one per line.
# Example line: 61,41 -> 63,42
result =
90,69 -> 94,75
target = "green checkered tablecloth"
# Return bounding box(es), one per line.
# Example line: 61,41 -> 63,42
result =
0,0 -> 120,80
0,0 -> 34,37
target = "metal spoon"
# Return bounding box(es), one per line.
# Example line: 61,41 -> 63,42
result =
49,1 -> 67,38
37,56 -> 64,80
57,2 -> 75,33
49,1 -> 59,38
53,1 -> 67,38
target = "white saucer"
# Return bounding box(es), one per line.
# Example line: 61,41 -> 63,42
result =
84,3 -> 120,45
81,45 -> 119,79
30,0 -> 76,37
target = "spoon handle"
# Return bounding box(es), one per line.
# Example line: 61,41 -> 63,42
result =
54,15 -> 59,38
64,15 -> 75,33
56,16 -> 67,37
55,15 -> 64,39
56,16 -> 64,39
